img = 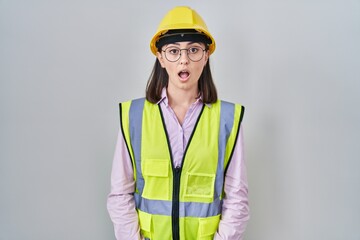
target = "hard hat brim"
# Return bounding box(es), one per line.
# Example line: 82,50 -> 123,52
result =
150,28 -> 216,55
155,30 -> 212,51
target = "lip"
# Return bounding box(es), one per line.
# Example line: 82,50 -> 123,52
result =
178,69 -> 190,82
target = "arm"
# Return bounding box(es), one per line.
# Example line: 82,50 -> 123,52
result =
214,125 -> 250,240
107,130 -> 142,240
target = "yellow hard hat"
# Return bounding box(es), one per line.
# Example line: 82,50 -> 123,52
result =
150,6 -> 216,55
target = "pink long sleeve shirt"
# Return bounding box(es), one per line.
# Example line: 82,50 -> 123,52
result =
107,90 -> 250,240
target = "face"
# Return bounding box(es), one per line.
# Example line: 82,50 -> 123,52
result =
156,41 -> 209,93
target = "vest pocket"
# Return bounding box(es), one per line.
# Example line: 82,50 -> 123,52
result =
138,210 -> 152,239
198,215 -> 220,239
142,158 -> 170,200
184,172 -> 215,200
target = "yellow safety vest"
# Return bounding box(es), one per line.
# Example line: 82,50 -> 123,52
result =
119,98 -> 244,240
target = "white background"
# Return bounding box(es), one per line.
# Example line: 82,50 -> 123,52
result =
1,0 -> 359,239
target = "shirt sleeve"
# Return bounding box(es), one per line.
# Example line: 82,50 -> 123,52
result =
214,125 -> 250,240
107,130 -> 142,240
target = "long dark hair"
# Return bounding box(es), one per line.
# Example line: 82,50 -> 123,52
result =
145,58 -> 218,104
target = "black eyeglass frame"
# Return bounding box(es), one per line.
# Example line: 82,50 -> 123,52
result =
161,46 -> 207,62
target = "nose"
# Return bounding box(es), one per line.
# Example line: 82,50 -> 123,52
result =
179,49 -> 189,65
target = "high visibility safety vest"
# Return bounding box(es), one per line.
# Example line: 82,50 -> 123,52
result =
119,98 -> 244,240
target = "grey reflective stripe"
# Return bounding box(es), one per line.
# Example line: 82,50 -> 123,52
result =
135,193 -> 171,215
129,98 -> 145,194
215,101 -> 235,198
135,193 -> 222,217
181,198 -> 222,217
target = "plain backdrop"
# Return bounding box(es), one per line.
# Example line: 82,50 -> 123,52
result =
1,0 -> 359,239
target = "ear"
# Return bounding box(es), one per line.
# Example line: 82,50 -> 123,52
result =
203,50 -> 209,65
156,52 -> 166,68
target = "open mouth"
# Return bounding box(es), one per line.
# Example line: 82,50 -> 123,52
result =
178,70 -> 190,80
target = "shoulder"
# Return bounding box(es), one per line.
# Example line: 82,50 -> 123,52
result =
217,100 -> 245,122
119,98 -> 161,113
216,99 -> 245,110
119,97 -> 146,106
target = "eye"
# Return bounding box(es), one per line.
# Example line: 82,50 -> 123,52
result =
188,47 -> 200,54
167,48 -> 180,55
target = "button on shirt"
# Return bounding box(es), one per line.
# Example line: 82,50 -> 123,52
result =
107,89 -> 250,240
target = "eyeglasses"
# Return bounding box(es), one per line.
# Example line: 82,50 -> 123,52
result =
162,46 -> 206,62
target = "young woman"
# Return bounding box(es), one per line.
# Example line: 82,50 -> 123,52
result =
107,6 -> 249,240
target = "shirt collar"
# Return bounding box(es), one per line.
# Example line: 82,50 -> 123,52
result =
156,87 -> 169,106
156,87 -> 211,108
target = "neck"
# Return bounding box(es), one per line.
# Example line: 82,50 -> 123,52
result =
166,86 -> 198,108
